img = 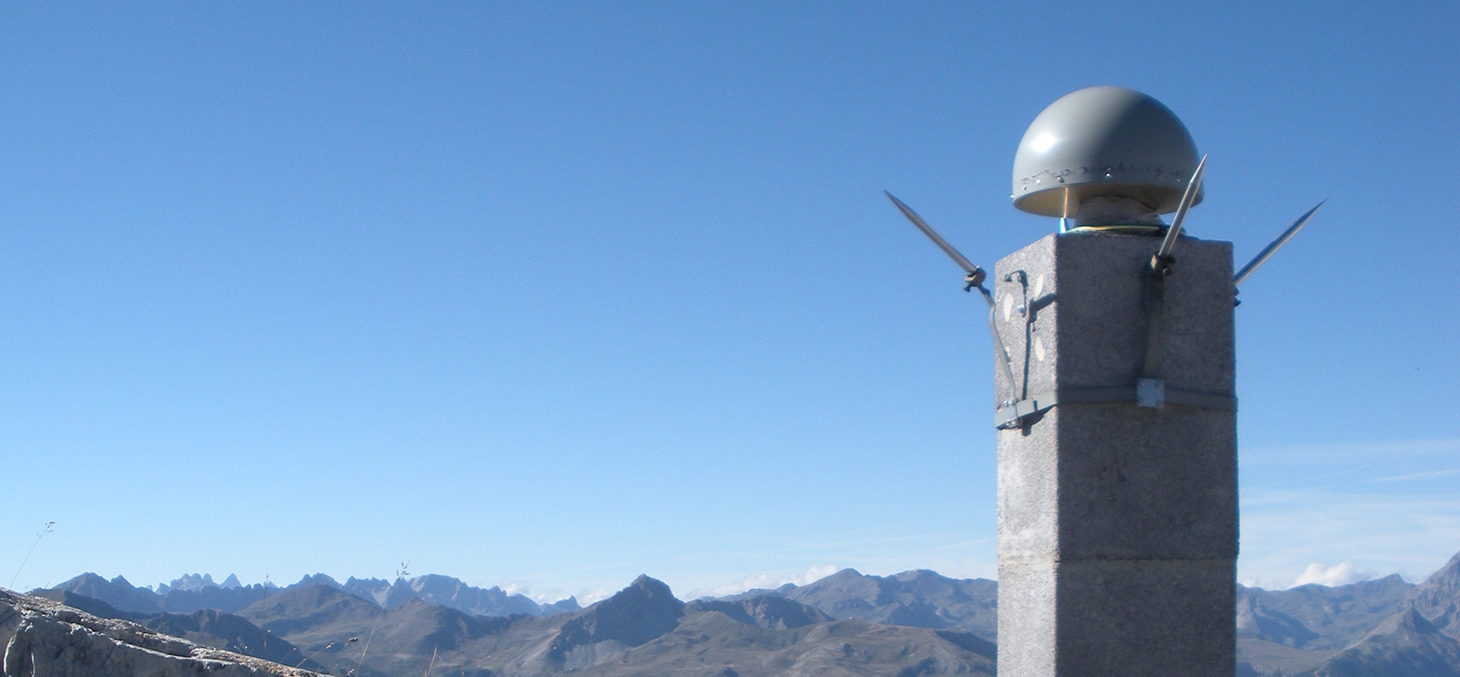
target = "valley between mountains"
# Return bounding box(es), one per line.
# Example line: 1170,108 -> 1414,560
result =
14,549 -> 1460,677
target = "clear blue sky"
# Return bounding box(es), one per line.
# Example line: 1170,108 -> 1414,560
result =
3,2 -> 1457,602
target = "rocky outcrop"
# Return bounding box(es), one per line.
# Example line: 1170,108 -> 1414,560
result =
0,588 -> 317,677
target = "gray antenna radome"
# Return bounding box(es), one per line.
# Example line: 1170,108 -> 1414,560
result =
1013,86 -> 1202,228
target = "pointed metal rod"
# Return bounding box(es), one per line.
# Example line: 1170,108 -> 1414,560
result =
885,190 -> 1018,402
885,191 -> 981,277
1152,154 -> 1209,272
1234,200 -> 1326,287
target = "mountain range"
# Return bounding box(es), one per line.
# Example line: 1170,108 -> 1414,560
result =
43,570 -> 580,618
22,550 -> 1460,676
733,568 -> 998,639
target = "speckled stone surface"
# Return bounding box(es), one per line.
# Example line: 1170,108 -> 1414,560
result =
0,589 -> 318,677
994,232 -> 1236,677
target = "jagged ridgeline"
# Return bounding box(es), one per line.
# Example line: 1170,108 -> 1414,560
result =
11,552 -> 1460,677
39,571 -> 582,617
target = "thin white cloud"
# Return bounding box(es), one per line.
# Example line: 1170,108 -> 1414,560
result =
1236,436 -> 1460,589
1294,561 -> 1368,587
1242,438 -> 1460,464
1378,468 -> 1460,482
577,588 -> 616,605
692,564 -> 841,599
1237,490 -> 1460,589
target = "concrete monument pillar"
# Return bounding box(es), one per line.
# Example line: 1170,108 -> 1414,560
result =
891,86 -> 1249,675
992,231 -> 1236,676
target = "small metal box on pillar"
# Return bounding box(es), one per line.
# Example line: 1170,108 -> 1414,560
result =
889,86 -> 1322,676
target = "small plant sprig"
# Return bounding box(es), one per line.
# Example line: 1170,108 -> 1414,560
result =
9,521 -> 55,590
359,560 -> 408,674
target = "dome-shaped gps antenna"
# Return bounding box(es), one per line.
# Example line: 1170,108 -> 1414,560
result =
1013,86 -> 1201,229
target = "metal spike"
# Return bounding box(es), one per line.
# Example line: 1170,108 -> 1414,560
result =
884,190 -> 1017,401
1153,155 -> 1209,270
885,191 -> 981,276
1234,200 -> 1326,287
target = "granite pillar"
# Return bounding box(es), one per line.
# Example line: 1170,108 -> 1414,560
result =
993,232 -> 1237,677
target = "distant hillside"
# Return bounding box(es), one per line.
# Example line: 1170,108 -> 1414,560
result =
142,608 -> 324,671
1292,553 -> 1460,677
1235,575 -> 1416,676
1300,606 -> 1460,677
730,568 -> 998,639
687,594 -> 834,630
1238,575 -> 1416,650
1237,553 -> 1460,677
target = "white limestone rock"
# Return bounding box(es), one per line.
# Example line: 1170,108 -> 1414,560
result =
0,589 -> 317,677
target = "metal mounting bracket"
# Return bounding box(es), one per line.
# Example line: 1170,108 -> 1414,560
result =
1136,378 -> 1166,409
995,385 -> 1236,430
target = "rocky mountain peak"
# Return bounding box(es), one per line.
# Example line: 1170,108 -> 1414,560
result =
166,573 -> 218,593
293,573 -> 340,589
1375,605 -> 1443,638
627,574 -> 675,597
547,575 -> 685,661
51,572 -> 163,614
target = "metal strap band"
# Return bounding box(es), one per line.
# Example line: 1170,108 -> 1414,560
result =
995,386 -> 1237,429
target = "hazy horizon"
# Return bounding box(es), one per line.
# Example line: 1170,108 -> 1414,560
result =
28,548 -> 1453,607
